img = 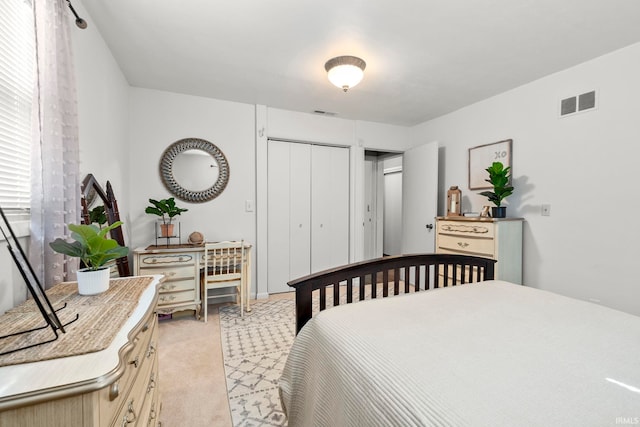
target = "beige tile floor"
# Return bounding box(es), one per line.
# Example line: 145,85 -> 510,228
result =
157,293 -> 293,426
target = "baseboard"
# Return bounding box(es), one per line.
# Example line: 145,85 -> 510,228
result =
255,292 -> 270,300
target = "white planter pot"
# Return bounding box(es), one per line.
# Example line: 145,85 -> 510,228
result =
77,267 -> 111,295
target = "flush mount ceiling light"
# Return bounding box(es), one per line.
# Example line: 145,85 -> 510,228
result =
324,56 -> 366,92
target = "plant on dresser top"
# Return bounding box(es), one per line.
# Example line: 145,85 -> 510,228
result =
144,197 -> 188,237
49,222 -> 129,295
478,161 -> 514,218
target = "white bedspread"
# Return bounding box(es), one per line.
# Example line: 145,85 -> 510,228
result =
279,281 -> 640,426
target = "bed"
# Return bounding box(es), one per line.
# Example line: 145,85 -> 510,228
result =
280,254 -> 640,426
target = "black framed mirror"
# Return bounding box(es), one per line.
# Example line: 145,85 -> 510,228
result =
159,138 -> 230,203
80,174 -> 131,277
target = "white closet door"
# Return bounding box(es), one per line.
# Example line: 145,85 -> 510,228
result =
289,143 -> 312,281
311,145 -> 349,273
267,140 -> 292,293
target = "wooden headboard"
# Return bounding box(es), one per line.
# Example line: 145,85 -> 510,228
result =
288,253 -> 496,333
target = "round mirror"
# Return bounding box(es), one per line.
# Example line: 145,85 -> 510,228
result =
160,138 -> 230,203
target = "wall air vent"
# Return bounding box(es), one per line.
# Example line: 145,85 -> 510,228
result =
313,110 -> 337,116
560,90 -> 597,117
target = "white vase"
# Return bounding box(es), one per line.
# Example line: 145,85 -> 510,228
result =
77,267 -> 111,295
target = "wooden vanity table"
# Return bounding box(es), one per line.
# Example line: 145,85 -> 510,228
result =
133,242 -> 252,319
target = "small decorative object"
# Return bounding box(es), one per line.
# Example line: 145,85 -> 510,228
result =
188,231 -> 204,245
468,139 -> 512,190
49,222 -> 129,295
145,198 -> 188,237
446,186 -> 462,217
478,162 -> 514,219
480,206 -> 491,218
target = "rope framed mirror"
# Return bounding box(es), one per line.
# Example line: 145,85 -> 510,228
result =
159,138 -> 230,203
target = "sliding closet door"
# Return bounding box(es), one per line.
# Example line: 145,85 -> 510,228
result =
311,145 -> 349,273
267,140 -> 292,293
268,140 -> 349,293
289,143 -> 312,280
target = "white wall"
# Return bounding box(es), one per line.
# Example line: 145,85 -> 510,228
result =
411,42 -> 640,316
73,0 -> 131,226
127,88 -> 257,286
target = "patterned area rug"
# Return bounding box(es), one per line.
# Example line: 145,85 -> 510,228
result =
219,283 -> 411,426
219,299 -> 295,426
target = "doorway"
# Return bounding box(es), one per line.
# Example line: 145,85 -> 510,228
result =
363,151 -> 403,260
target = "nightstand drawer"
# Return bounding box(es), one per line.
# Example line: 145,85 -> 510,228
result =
437,234 -> 494,257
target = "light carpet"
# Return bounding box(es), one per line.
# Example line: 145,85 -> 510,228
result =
219,299 -> 295,426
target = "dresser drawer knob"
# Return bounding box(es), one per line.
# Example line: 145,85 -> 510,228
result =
457,242 -> 469,248
121,400 -> 137,425
130,356 -> 139,369
147,342 -> 156,358
109,382 -> 119,401
159,283 -> 176,291
147,372 -> 156,394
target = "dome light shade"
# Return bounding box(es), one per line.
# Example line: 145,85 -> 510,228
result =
324,56 -> 366,92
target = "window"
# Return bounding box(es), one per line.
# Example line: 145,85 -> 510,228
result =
0,0 -> 34,211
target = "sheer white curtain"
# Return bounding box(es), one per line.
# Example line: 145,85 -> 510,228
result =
30,0 -> 81,288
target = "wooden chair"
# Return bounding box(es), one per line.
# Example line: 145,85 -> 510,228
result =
201,241 -> 245,322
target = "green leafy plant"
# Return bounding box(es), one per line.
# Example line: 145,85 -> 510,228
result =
49,222 -> 129,270
88,205 -> 107,228
479,162 -> 514,207
144,197 -> 188,225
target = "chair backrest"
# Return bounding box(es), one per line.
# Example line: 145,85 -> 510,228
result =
204,240 -> 245,283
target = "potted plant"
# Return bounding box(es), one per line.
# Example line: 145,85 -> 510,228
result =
88,205 -> 107,228
49,222 -> 129,295
145,197 -> 188,237
478,161 -> 514,218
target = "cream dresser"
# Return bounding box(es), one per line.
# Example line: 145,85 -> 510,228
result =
0,276 -> 161,427
435,216 -> 523,284
133,243 -> 252,319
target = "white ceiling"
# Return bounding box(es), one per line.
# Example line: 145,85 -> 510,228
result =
80,0 -> 640,126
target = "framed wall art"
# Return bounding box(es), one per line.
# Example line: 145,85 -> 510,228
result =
468,139 -> 512,190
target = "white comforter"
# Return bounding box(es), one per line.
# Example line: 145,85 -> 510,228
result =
279,280 -> 640,426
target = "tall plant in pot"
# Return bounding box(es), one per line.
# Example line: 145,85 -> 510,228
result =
479,162 -> 514,218
49,222 -> 129,295
145,198 -> 188,237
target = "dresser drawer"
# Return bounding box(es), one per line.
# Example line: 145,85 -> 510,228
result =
437,221 -> 494,238
139,265 -> 194,281
157,279 -> 195,293
139,253 -> 195,266
112,342 -> 157,427
437,234 -> 494,257
98,311 -> 157,426
158,289 -> 195,306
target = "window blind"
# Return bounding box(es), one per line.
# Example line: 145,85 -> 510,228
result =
0,0 -> 34,211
